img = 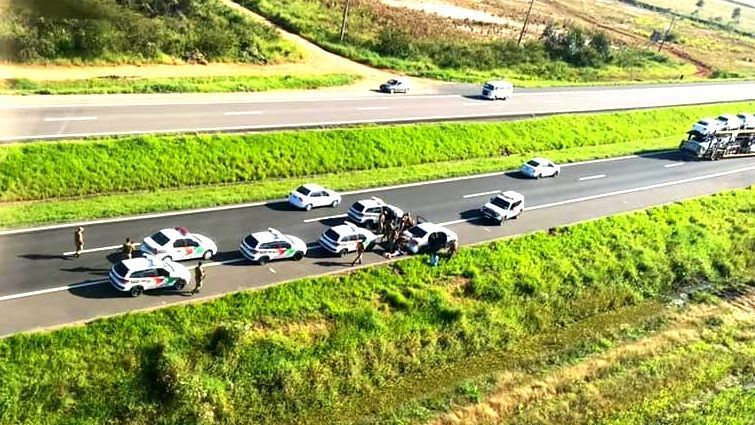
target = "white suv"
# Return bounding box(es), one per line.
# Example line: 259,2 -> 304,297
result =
318,222 -> 379,256
481,191 -> 524,225
347,197 -> 403,228
109,257 -> 190,297
288,184 -> 341,211
736,113 -> 755,129
716,114 -> 743,131
691,118 -> 725,135
240,228 -> 307,265
403,222 -> 458,254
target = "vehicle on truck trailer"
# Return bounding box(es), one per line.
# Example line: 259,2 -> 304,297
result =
680,121 -> 755,160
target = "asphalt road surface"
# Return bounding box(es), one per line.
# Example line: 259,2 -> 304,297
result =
1,82 -> 754,141
0,152 -> 753,336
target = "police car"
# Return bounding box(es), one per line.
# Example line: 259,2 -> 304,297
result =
239,228 -> 308,265
140,227 -> 217,262
109,257 -> 190,297
481,191 -> 524,225
347,197 -> 404,229
520,157 -> 560,178
402,222 -> 458,254
318,222 -> 379,257
288,184 -> 342,211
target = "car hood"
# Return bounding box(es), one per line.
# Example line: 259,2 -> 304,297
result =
483,202 -> 506,214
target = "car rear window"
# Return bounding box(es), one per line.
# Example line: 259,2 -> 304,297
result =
696,120 -> 709,125
408,226 -> 427,238
113,262 -> 130,277
491,197 -> 512,210
324,229 -> 341,242
717,116 -> 728,121
243,235 -> 259,247
387,79 -> 398,84
296,186 -> 311,196
351,201 -> 366,212
483,83 -> 494,90
151,231 -> 170,246
526,160 -> 540,167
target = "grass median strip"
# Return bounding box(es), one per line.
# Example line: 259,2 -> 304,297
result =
1,101 -> 753,229
0,74 -> 361,95
0,188 -> 752,424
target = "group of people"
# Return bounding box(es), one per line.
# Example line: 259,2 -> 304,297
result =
72,226 -> 205,296
379,210 -> 416,259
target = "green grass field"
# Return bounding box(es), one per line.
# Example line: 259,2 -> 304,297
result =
0,101 -> 752,228
0,74 -> 360,95
0,188 -> 752,424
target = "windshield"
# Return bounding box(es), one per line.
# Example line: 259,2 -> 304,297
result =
407,226 -> 427,238
151,231 -> 170,246
526,160 -> 540,167
323,229 -> 341,242
491,197 -> 512,210
386,79 -> 398,85
483,83 -> 494,90
351,202 -> 366,212
243,235 -> 259,248
295,186 -> 311,196
717,116 -> 728,122
113,262 -> 129,277
696,120 -> 709,125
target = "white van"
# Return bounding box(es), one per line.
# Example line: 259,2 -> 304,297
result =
481,80 -> 513,100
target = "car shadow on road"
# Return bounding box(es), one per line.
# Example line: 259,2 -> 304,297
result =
264,201 -> 299,212
18,253 -> 70,261
68,283 -> 190,299
504,170 -> 537,180
60,266 -> 109,276
459,209 -> 496,227
461,94 -> 489,101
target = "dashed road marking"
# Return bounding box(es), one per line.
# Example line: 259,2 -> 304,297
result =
223,111 -> 263,116
62,244 -> 121,256
43,116 -> 98,122
579,174 -> 607,181
664,162 -> 685,168
302,213 -> 347,223
463,190 -> 501,199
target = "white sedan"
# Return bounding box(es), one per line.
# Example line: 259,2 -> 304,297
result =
403,222 -> 458,254
520,157 -> 560,178
318,222 -> 379,256
109,257 -> 190,297
140,227 -> 217,262
288,183 -> 342,211
240,228 -> 307,265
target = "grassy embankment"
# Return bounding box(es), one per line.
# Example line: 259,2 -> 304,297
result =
0,74 -> 360,95
238,0 -> 695,84
0,188 -> 752,424
1,101 -> 753,228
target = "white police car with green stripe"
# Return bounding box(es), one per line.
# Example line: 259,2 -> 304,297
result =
109,257 -> 190,297
140,227 -> 217,262
240,228 -> 307,265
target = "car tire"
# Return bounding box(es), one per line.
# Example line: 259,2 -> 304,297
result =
305,204 -> 313,211
554,170 -> 560,177
174,279 -> 186,291
130,286 -> 144,297
331,199 -> 340,208
163,256 -> 172,262
258,256 -> 269,266
203,250 -> 213,260
339,249 -> 348,257
293,251 -> 304,261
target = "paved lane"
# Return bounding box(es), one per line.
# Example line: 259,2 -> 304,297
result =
0,152 -> 753,335
1,82 -> 754,141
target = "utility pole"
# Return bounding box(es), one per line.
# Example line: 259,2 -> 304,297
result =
518,0 -> 535,45
339,0 -> 351,43
658,15 -> 676,52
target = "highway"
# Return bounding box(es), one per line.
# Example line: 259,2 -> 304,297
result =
1,82 -> 754,141
0,152 -> 753,336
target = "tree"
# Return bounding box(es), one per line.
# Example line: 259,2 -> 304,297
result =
732,7 -> 741,22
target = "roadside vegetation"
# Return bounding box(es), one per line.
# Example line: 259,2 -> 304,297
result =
0,101 -> 753,228
239,0 -> 694,84
0,188 -> 752,424
0,0 -> 300,64
0,73 -> 360,95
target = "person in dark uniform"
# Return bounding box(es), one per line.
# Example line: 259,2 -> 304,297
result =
122,238 -> 136,260
73,226 -> 84,258
192,262 -> 206,295
351,240 -> 365,266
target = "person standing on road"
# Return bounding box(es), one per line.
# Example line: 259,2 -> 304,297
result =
122,238 -> 136,260
73,226 -> 84,258
447,239 -> 459,259
377,209 -> 386,235
351,240 -> 365,266
192,262 -> 206,295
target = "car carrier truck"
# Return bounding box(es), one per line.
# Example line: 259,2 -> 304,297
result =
680,127 -> 755,160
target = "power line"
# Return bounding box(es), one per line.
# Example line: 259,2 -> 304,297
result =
518,0 -> 535,45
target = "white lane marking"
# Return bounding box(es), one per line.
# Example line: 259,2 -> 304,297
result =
438,165 -> 754,227
43,116 -> 98,122
302,213 -> 347,223
463,190 -> 501,199
62,244 -> 121,256
356,106 -> 389,111
664,162 -> 685,168
579,174 -> 607,181
0,257 -> 246,303
223,111 -> 263,116
0,94 -> 465,110
269,268 -> 277,274
0,151 -> 675,237
2,165 -> 753,303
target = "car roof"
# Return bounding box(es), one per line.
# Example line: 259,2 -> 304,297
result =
121,257 -> 159,271
485,80 -> 511,85
416,222 -> 442,232
499,190 -> 524,202
356,197 -> 386,208
330,222 -> 365,235
251,228 -> 289,243
156,228 -> 183,240
529,157 -> 550,164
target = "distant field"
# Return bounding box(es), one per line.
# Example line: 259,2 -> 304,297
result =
0,0 -> 300,64
0,188 -> 752,424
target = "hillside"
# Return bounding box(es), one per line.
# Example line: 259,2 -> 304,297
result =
0,0 -> 300,64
